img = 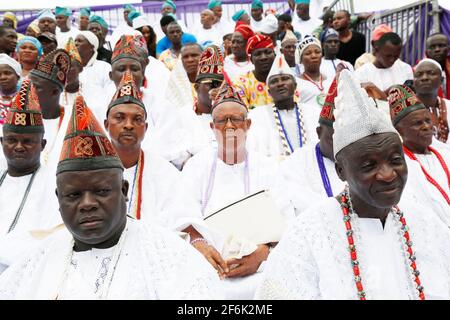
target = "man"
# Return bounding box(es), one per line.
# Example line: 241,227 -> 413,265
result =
0,79 -> 60,236
425,33 -> 450,100
291,0 -> 321,37
280,30 -> 297,69
88,15 -> 112,64
333,10 -> 366,66
158,22 -> 184,71
413,59 -> 450,144
354,24 -> 392,70
272,72 -> 347,219
164,43 -> 203,110
0,26 -> 17,56
208,0 -> 233,37
55,7 -> 79,49
388,84 -> 450,228
232,10 -> 251,25
193,9 -> 222,47
354,32 -> 413,92
108,35 -> 189,169
161,0 -> 176,16
175,81 -> 279,299
37,9 -> 57,35
156,15 -> 197,56
75,30 -> 111,89
37,32 -> 58,56
78,8 -> 91,31
0,94 -> 223,299
256,69 -> 450,300
224,22 -> 255,80
312,9 -> 334,39
29,49 -> 71,167
104,71 -> 180,223
233,34 -> 275,109
247,51 -> 314,160
250,0 -> 264,32
277,14 -> 301,42
320,28 -> 353,79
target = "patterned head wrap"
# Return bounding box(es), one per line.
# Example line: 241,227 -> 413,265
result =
234,22 -> 254,41
246,34 -> 274,55
16,36 -> 43,58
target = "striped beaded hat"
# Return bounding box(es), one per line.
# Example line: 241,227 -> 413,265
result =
388,84 -> 426,126
195,45 -> 224,83
57,95 -> 123,174
3,79 -> 44,134
107,70 -> 146,118
212,80 -> 246,110
30,49 -> 71,91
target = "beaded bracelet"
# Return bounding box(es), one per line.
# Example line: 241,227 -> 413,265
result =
190,238 -> 208,245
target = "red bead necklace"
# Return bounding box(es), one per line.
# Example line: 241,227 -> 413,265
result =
302,72 -> 324,91
403,145 -> 450,205
339,187 -> 425,300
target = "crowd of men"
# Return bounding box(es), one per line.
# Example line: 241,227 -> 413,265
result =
0,0 -> 449,300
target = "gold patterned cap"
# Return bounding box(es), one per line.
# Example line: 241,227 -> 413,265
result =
57,95 -> 123,174
195,45 -> 224,83
3,79 -> 44,134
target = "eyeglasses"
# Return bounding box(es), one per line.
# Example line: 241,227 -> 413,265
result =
213,116 -> 246,126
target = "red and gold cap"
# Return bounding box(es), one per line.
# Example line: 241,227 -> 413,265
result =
57,95 -> 123,174
4,79 -> 44,134
107,70 -> 146,117
234,21 -> 254,41
30,49 -> 71,91
112,35 -> 144,64
195,45 -> 224,83
319,76 -> 338,127
388,84 -> 426,126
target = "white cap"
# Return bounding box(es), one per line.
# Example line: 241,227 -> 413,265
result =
0,53 -> 22,77
266,48 -> 295,82
77,30 -> 99,51
133,15 -> 150,29
259,14 -> 278,34
333,70 -> 398,157
38,9 -> 55,21
298,35 -> 321,60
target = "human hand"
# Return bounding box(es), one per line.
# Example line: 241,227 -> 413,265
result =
361,82 -> 388,100
224,244 -> 270,278
192,240 -> 229,278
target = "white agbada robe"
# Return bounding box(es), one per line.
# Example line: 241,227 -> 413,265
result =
250,17 -> 264,32
224,55 -> 255,81
170,148 -> 279,299
213,19 -> 234,38
256,196 -> 450,299
192,24 -> 222,46
291,15 -> 321,36
320,58 -> 354,81
163,58 -> 195,110
122,150 -> 180,226
146,56 -> 170,97
272,144 -> 345,218
403,146 -> 450,228
56,27 -> 80,49
178,108 -> 217,154
353,60 -> 414,91
0,218 -> 224,299
0,166 -> 59,236
247,104 -> 318,159
79,56 -> 112,90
